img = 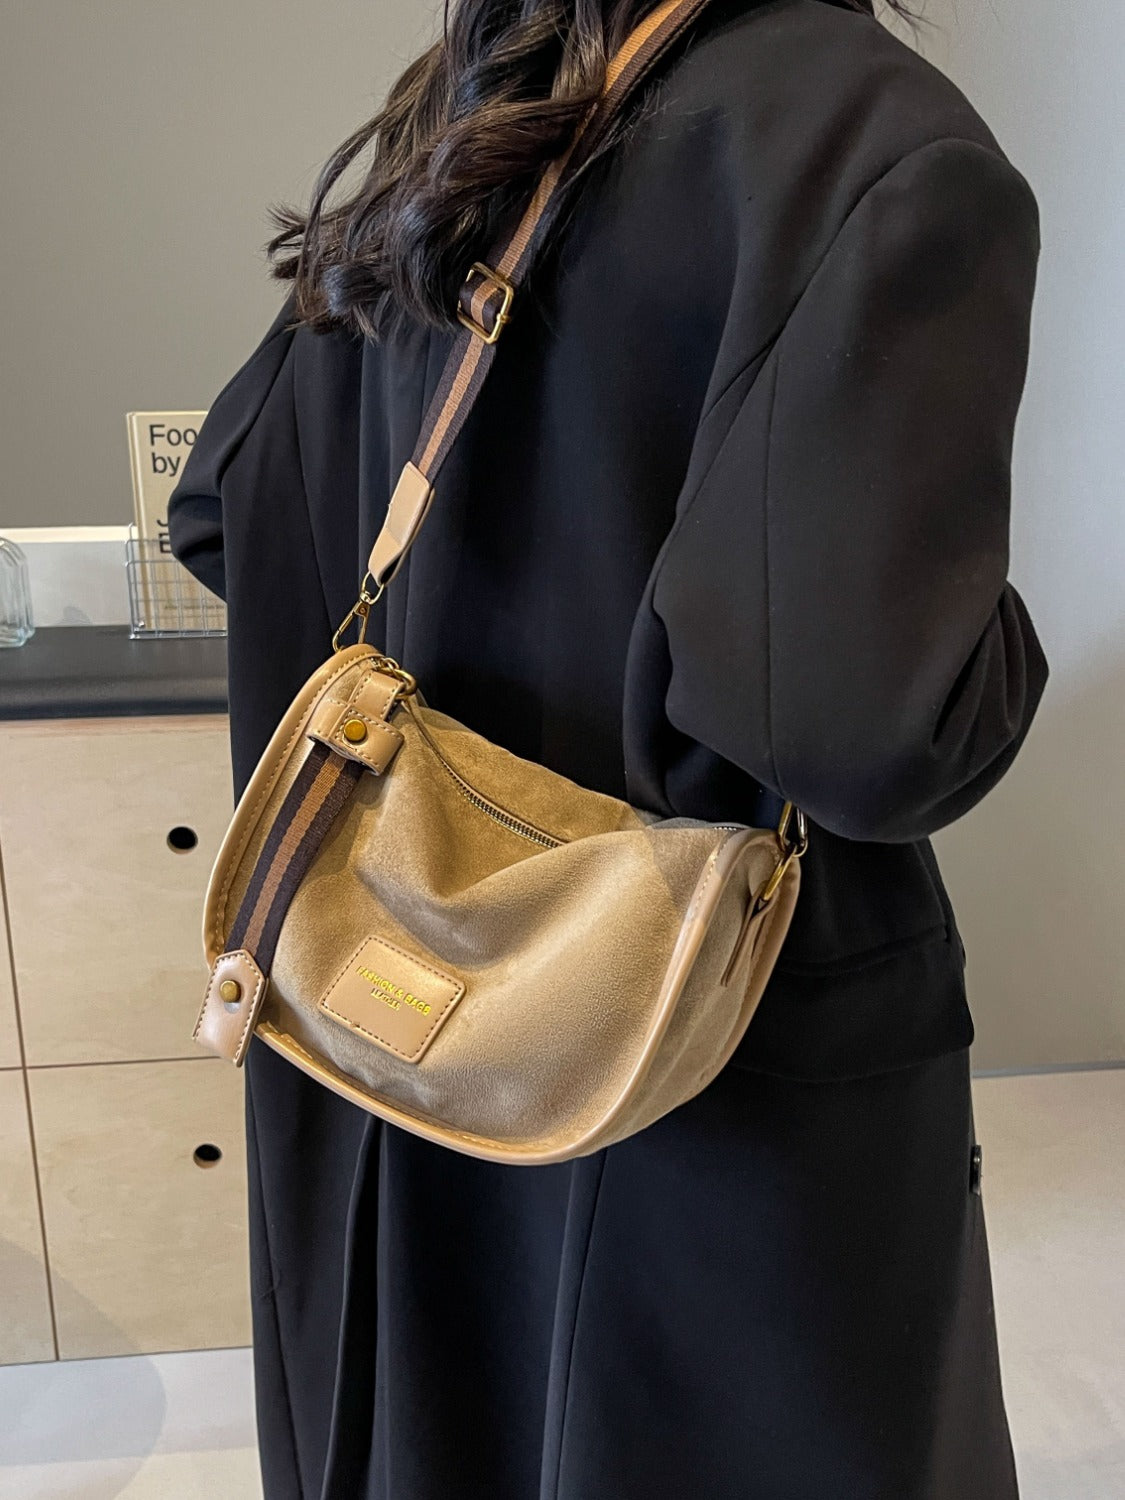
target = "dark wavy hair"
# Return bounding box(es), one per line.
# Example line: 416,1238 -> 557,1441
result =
265,0 -> 908,339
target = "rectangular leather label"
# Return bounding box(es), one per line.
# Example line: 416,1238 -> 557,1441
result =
318,934 -> 464,1065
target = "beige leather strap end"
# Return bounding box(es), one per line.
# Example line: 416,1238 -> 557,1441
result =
194,950 -> 268,1066
307,667 -> 406,775
310,710 -> 404,776
368,463 -> 435,588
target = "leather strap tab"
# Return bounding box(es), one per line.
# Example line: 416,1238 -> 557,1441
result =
195,949 -> 268,1066
308,666 -> 406,774
367,462 -> 435,588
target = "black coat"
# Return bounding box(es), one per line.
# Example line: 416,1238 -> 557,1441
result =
170,2 -> 1045,1495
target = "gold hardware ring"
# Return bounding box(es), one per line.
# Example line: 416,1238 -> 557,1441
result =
756,803 -> 809,909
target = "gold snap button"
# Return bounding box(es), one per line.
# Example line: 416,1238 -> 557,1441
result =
219,979 -> 242,1005
342,718 -> 368,744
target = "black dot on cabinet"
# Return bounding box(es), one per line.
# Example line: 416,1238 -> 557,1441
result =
193,1143 -> 223,1169
167,826 -> 199,853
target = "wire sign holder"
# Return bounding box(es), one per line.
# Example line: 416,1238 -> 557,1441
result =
125,529 -> 226,638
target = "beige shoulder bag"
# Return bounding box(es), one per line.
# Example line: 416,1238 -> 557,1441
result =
193,0 -> 806,1165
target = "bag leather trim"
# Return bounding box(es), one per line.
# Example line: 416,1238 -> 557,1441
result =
203,644 -> 379,966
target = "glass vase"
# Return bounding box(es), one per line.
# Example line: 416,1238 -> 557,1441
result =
0,537 -> 35,648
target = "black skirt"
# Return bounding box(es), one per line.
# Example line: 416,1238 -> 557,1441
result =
245,1039 -> 1018,1500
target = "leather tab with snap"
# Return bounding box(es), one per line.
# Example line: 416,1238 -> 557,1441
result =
308,667 -> 406,775
195,950 -> 267,1065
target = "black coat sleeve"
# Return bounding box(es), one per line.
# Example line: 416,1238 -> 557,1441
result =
654,138 -> 1049,843
167,290 -> 299,599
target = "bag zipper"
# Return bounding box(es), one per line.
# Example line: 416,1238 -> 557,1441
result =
399,705 -> 749,854
403,701 -> 563,850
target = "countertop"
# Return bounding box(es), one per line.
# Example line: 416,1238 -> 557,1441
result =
0,626 -> 228,721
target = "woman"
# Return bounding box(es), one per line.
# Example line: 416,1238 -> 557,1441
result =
169,0 -> 1047,1495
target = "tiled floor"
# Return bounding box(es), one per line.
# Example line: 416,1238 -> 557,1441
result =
0,1068 -> 1121,1499
973,1069 -> 1125,1499
0,1347 -> 261,1500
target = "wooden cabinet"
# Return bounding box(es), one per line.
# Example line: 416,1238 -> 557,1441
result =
29,1058 -> 250,1360
0,714 -> 249,1364
0,893 -> 20,1069
0,1069 -> 55,1364
0,717 -> 233,1066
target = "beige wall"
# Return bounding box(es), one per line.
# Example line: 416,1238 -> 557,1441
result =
1,2 -> 1120,1068
0,0 -> 426,531
919,1 -> 1125,1069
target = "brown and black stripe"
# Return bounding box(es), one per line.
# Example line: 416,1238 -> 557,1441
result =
412,0 -> 714,486
227,741 -> 364,974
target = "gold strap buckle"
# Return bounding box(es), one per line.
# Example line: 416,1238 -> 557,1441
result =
457,262 -> 515,345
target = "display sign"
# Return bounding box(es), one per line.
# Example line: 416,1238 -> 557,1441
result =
125,412 -> 220,634
126,412 -> 207,552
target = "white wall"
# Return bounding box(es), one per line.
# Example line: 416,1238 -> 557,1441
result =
918,1 -> 1125,1067
0,0 -> 428,533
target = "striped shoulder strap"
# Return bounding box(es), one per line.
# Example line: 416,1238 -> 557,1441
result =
343,0 -> 713,633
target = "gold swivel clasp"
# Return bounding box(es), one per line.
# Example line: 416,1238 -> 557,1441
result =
330,574 -> 418,700
721,803 -> 808,987
332,573 -> 384,652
